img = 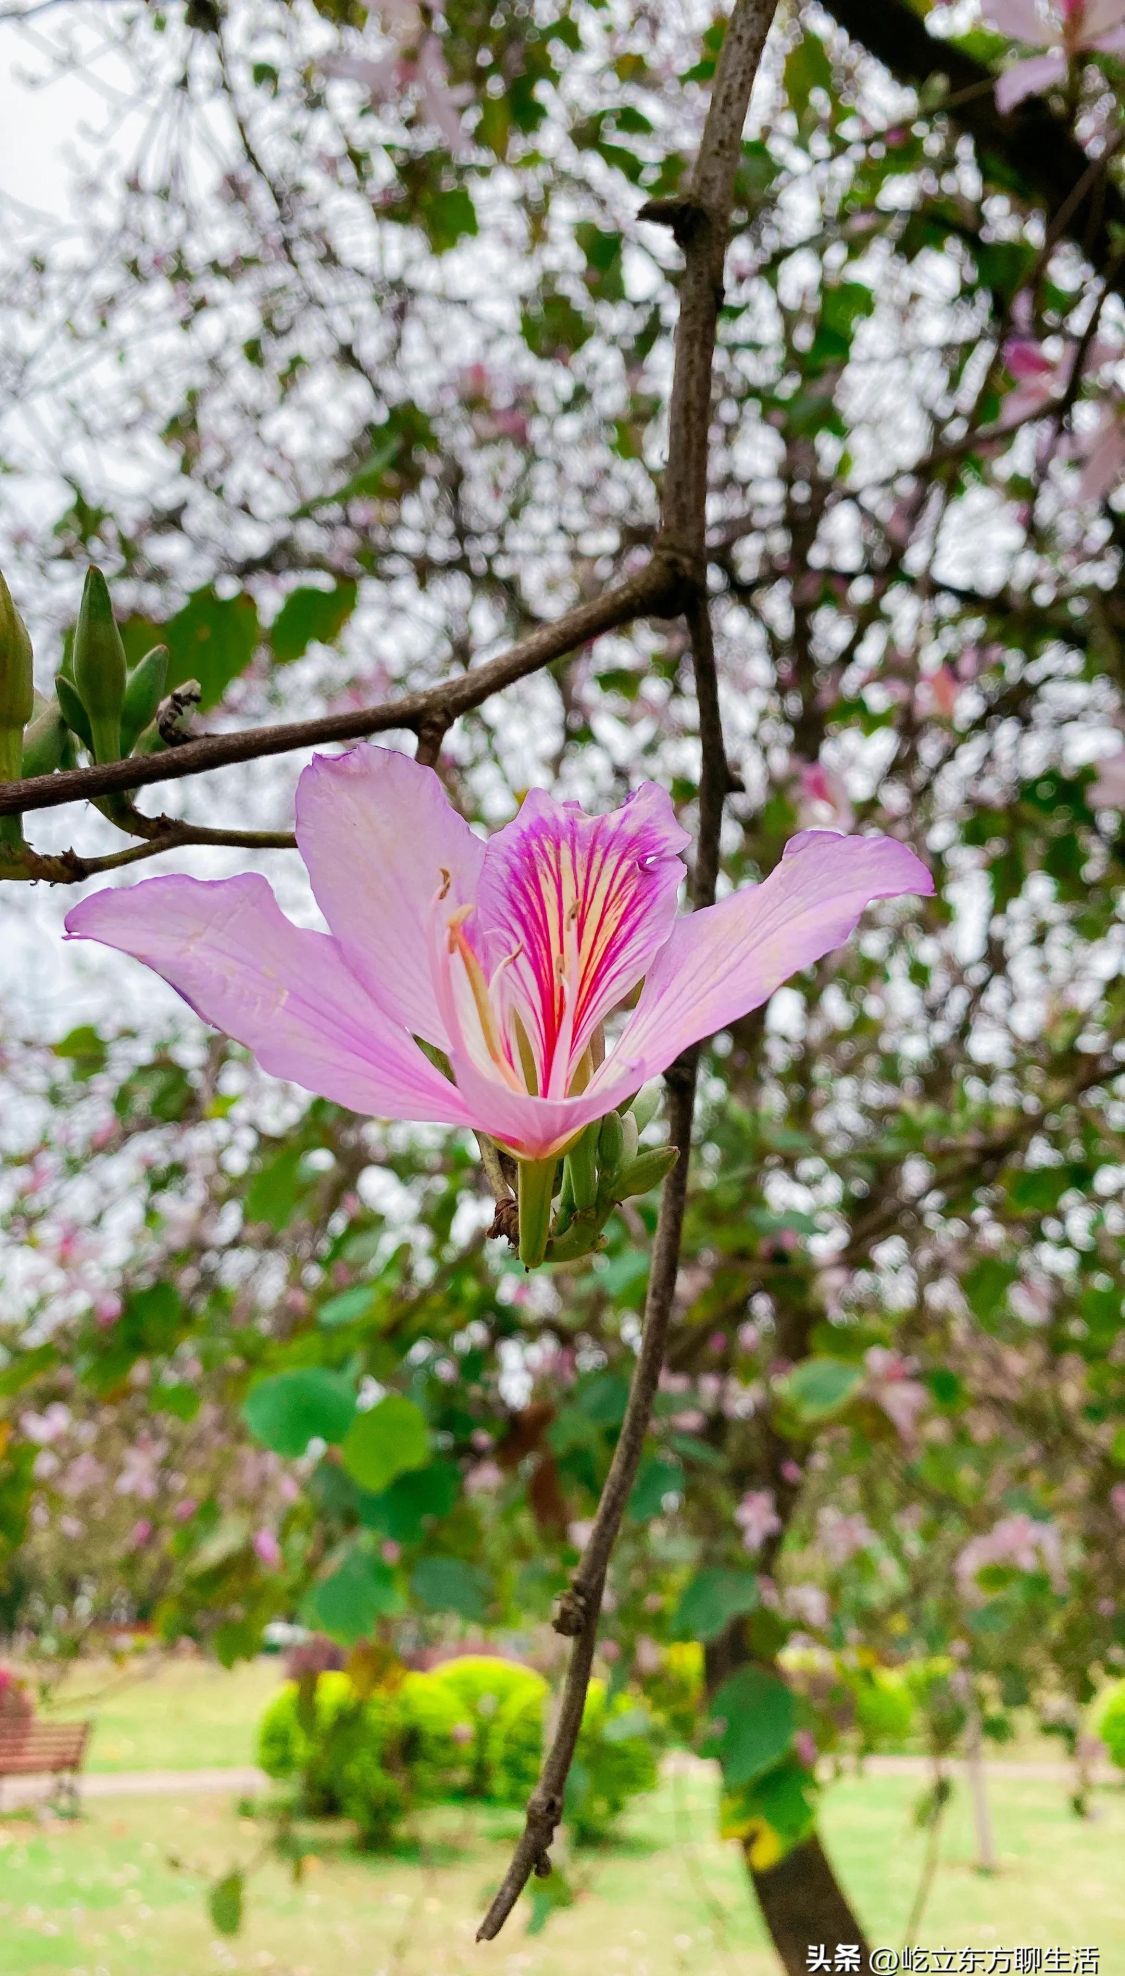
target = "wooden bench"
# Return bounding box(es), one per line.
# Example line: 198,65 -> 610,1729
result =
0,1719 -> 91,1812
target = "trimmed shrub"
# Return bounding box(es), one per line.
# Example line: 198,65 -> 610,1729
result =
424,1655 -> 548,1799
565,1681 -> 659,1843
256,1655 -> 660,1848
256,1668 -> 469,1845
1092,1679 -> 1125,1768
485,1669 -> 658,1841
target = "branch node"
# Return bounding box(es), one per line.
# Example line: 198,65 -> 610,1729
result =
638,193 -> 715,248
552,1586 -> 590,1638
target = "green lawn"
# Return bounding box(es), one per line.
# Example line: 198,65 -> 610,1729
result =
41,1655 -> 280,1773
1,1766 -> 1122,1975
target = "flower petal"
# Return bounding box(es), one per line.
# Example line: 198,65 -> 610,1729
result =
442,1041 -> 640,1162
980,0 -> 1053,42
1082,0 -> 1125,42
64,873 -> 473,1127
609,832 -> 933,1081
473,782 -> 689,1097
295,746 -> 485,1049
995,49 -> 1067,109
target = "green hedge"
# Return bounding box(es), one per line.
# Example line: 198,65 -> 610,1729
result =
257,1654 -> 659,1847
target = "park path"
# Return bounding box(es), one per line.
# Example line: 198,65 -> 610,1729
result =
1,1752 -> 1108,1813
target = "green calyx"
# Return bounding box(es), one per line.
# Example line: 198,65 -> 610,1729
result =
510,1110 -> 679,1270
517,1156 -> 557,1269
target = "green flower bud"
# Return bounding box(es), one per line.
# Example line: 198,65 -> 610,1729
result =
0,570 -> 34,735
596,1108 -> 624,1180
72,566 -> 127,763
615,1145 -> 679,1200
121,644 -> 169,755
21,696 -> 68,778
55,670 -> 94,754
628,1083 -> 663,1136
620,1112 -> 639,1165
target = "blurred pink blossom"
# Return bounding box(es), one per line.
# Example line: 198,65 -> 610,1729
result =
982,0 -> 1125,111
817,1505 -> 876,1565
735,1488 -> 782,1554
956,1513 -> 1065,1592
253,1528 -> 283,1570
794,1728 -> 818,1767
864,1347 -> 928,1442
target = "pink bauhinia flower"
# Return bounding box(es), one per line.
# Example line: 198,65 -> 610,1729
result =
65,744 -> 930,1197
983,0 -> 1125,111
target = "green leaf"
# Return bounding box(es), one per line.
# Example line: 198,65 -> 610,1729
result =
422,186 -> 478,254
706,1666 -> 796,1787
164,587 -> 259,711
626,1455 -> 683,1521
244,1143 -> 305,1231
673,1569 -> 760,1643
208,1871 -> 244,1937
963,1258 -> 1017,1327
340,1395 -> 431,1494
409,1554 -> 489,1621
242,1369 -> 355,1457
781,1357 -> 864,1422
306,1548 -> 400,1644
52,1024 -> 107,1078
317,1284 -> 377,1329
269,581 -> 357,665
356,1459 -> 461,1542
785,32 -> 833,119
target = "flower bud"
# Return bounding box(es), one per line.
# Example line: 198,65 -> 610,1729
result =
615,1145 -> 679,1200
596,1108 -> 624,1180
627,1083 -> 663,1135
55,671 -> 94,753
0,571 -> 35,847
121,644 -> 169,754
21,696 -> 68,778
72,566 -> 127,763
0,570 -> 34,735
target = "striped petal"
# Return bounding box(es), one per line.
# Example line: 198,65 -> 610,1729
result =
64,874 -> 473,1128
295,745 -> 485,1050
473,782 -> 689,1099
607,831 -> 933,1081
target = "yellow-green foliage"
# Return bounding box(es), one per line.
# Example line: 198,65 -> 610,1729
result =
1093,1679 -> 1125,1768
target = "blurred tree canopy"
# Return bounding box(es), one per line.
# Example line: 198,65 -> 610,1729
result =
0,0 -> 1123,1962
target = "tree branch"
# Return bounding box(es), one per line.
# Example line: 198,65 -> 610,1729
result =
0,562 -> 681,821
476,0 -> 780,1939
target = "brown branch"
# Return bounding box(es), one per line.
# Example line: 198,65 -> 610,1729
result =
0,817 -> 296,885
0,563 -> 681,821
476,1 -> 780,1939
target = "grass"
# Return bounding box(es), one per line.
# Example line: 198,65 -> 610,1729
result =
1,1765 -> 1123,1976
40,1655 -> 280,1773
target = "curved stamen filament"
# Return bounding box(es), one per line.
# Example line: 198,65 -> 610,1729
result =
447,908 -> 523,1091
